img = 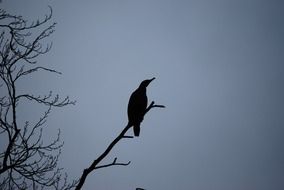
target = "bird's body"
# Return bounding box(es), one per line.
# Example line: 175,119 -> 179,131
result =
128,87 -> 147,136
127,78 -> 155,136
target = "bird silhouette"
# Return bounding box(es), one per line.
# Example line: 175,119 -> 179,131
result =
127,77 -> 155,136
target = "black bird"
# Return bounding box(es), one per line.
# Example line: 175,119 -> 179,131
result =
127,77 -> 155,136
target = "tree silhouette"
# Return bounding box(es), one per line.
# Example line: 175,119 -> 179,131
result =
0,7 -> 76,189
0,5 -> 165,190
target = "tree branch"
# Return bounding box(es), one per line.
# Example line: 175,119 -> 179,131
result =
75,101 -> 165,190
95,157 -> 131,170
16,93 -> 75,107
15,66 -> 62,81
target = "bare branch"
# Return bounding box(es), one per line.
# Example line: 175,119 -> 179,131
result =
122,135 -> 134,139
95,157 -> 131,170
16,93 -> 75,107
15,66 -> 62,81
75,101 -> 165,190
145,101 -> 166,114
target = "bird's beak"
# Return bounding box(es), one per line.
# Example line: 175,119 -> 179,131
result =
146,77 -> 155,86
150,77 -> 155,82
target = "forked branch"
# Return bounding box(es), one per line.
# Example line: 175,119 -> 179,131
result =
75,101 -> 165,190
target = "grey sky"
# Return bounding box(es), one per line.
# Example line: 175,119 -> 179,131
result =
1,0 -> 284,189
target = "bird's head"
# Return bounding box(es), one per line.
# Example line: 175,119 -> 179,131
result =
139,77 -> 155,88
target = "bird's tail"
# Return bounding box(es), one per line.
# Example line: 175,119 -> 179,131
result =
133,124 -> 140,137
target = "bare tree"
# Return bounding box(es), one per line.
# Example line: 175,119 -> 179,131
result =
0,5 -> 164,190
0,7 -> 76,189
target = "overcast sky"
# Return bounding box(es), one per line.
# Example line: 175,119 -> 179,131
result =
1,0 -> 284,189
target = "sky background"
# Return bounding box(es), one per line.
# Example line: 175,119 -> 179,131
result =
1,0 -> 284,189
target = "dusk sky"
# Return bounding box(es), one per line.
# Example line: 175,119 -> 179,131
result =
1,0 -> 284,189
